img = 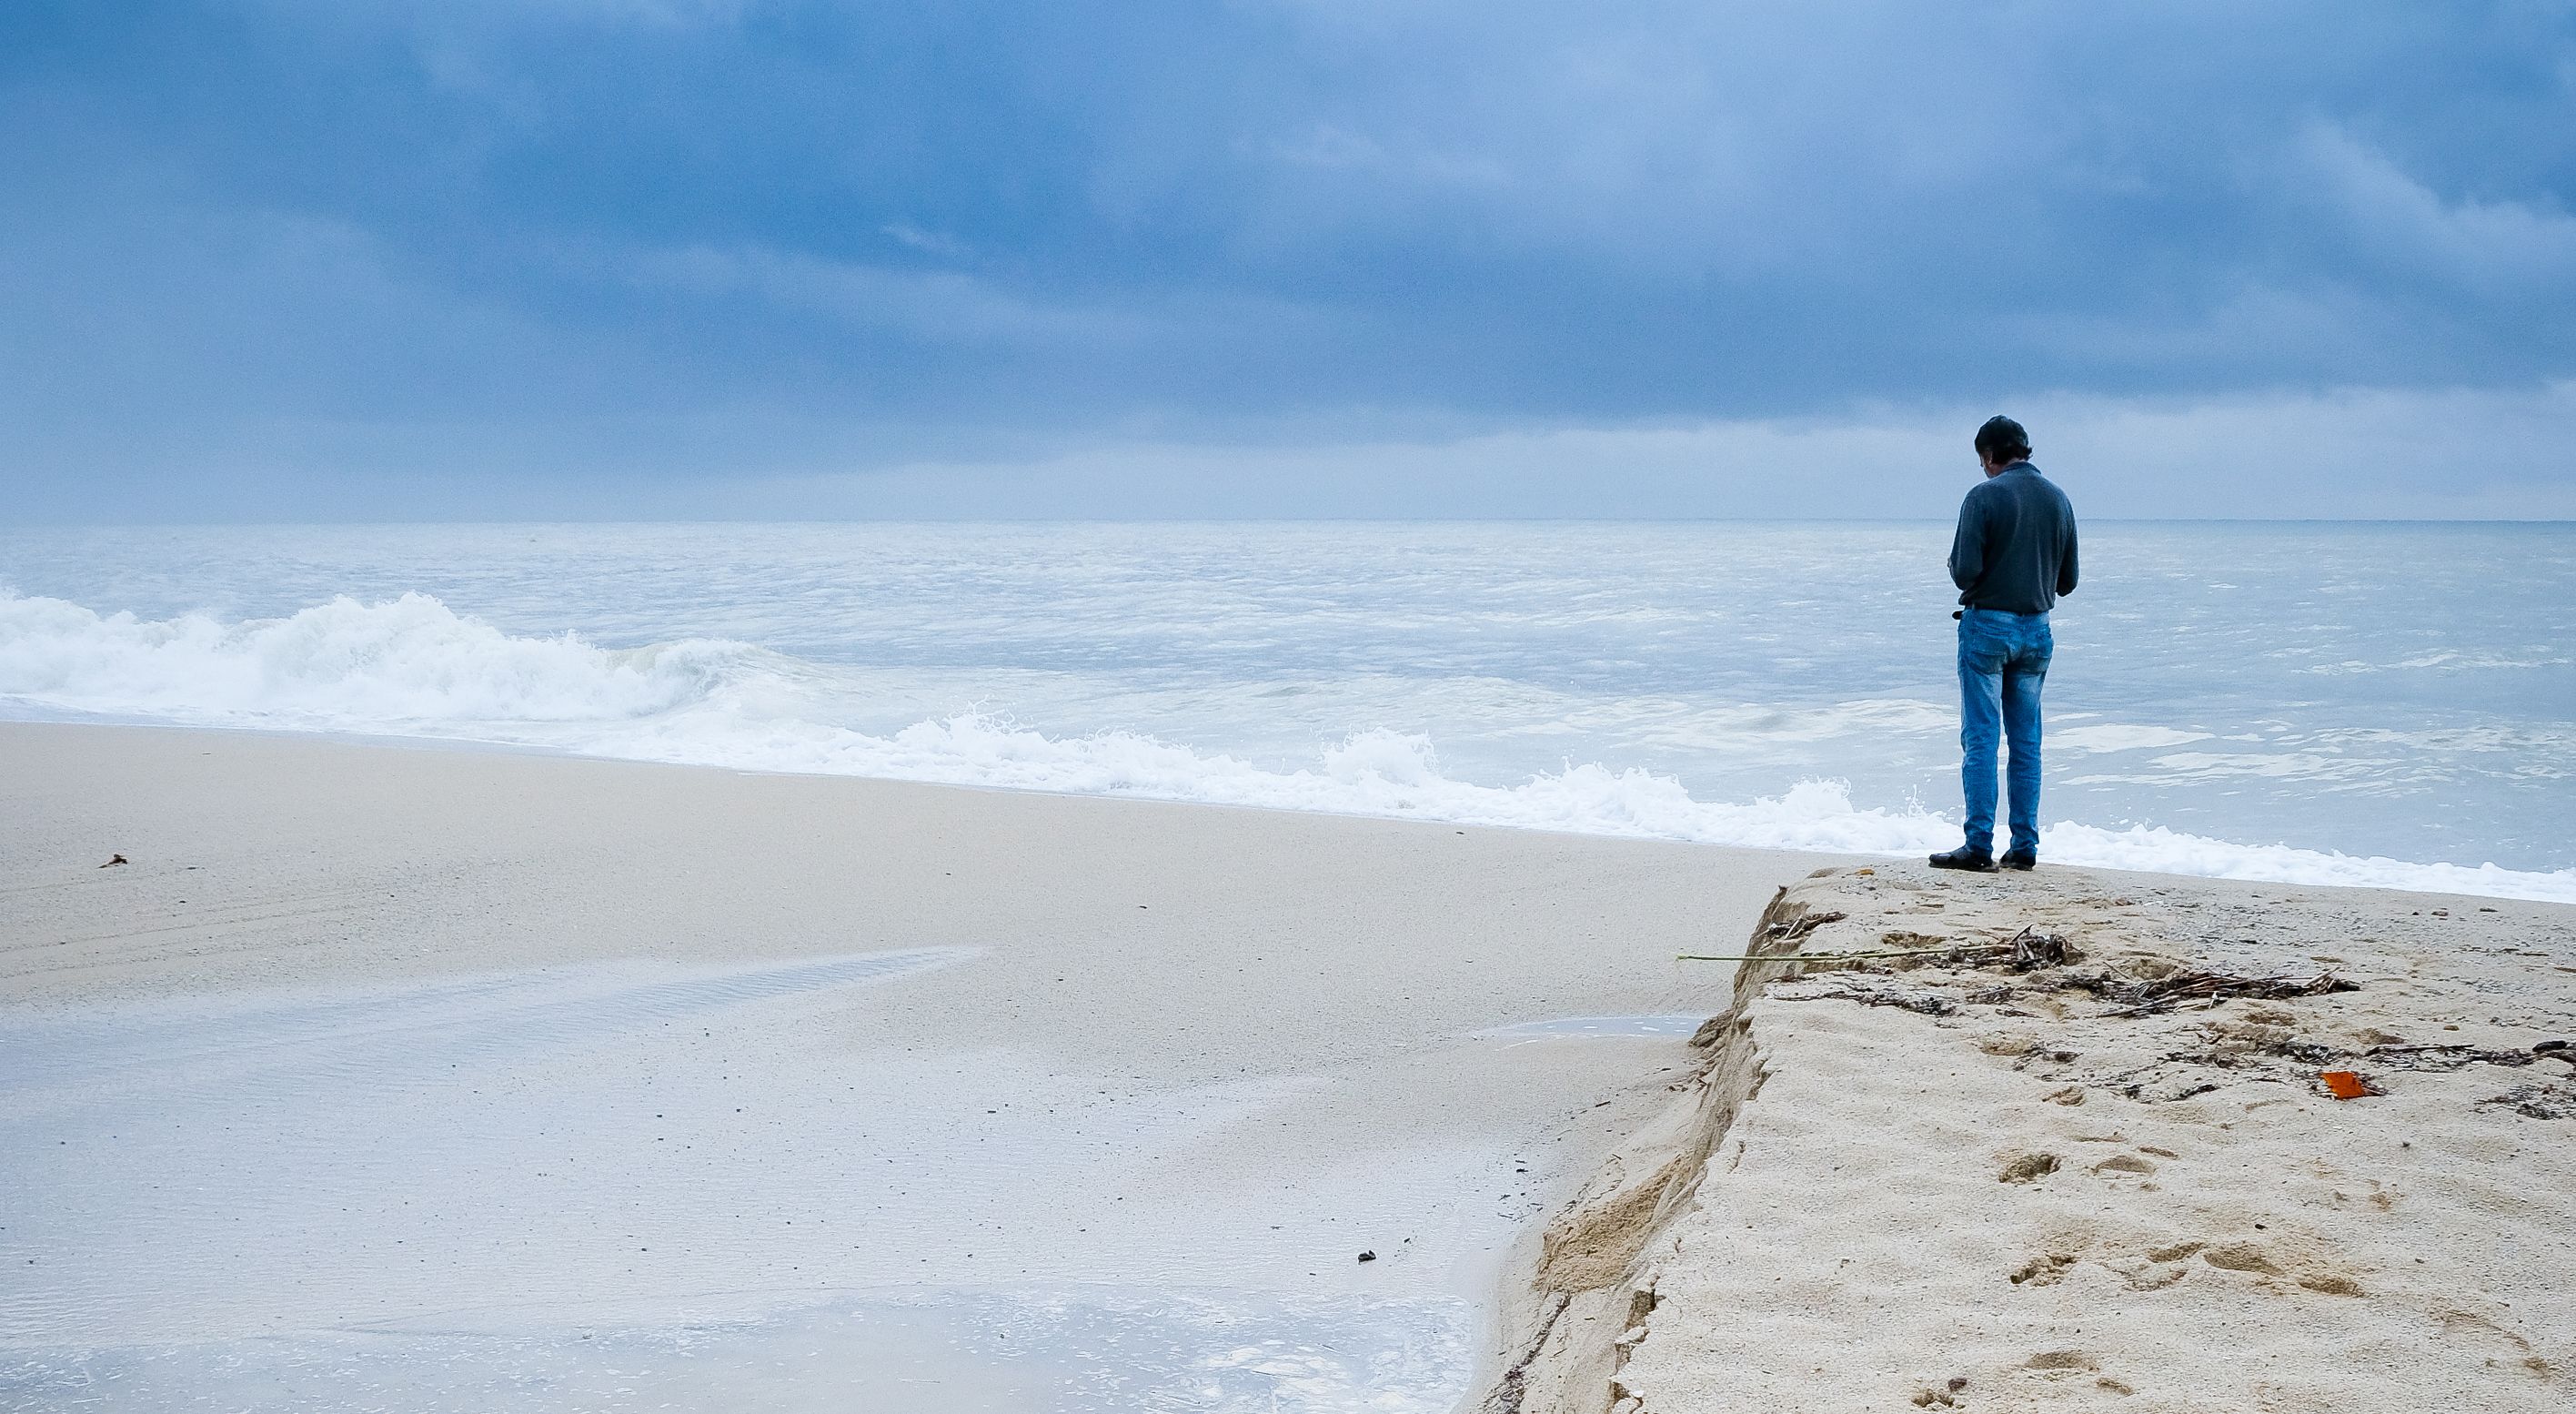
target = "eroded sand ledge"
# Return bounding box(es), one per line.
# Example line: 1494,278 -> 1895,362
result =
1486,865 -> 2576,1413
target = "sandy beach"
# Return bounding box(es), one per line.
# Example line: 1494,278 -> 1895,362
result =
5,722 -> 2571,1411
0,722 -> 1834,1410
1495,864 -> 2576,1412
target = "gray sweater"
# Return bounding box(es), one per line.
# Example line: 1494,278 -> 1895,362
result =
1948,463 -> 2078,613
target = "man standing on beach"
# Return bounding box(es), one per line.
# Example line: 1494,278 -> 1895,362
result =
1932,416 -> 2078,873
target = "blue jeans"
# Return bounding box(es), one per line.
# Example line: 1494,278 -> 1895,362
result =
1957,608 -> 2051,855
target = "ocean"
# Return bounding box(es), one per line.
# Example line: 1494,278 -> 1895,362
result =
4,520 -> 2571,900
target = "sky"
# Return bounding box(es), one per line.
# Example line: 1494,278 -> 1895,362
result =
5,0 -> 2574,520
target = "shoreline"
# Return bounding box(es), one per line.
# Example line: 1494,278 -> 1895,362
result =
5,709 -> 2569,906
1,721 -> 1831,1409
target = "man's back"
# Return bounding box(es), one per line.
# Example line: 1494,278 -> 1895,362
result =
1948,463 -> 2078,613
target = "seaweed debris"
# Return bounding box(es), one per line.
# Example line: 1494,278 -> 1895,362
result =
2056,966 -> 2359,1018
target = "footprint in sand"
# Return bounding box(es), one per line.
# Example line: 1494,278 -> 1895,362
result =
1997,1151 -> 2060,1183
2108,1241 -> 2202,1291
2197,1239 -> 2368,1296
2200,1241 -> 2280,1274
2438,1309 -> 2555,1379
2009,1252 -> 2078,1286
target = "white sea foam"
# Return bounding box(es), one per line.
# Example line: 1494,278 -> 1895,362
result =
5,591 -> 2571,904
0,591 -> 784,726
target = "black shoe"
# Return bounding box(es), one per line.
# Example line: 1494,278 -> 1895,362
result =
1999,848 -> 2037,871
1928,846 -> 1997,873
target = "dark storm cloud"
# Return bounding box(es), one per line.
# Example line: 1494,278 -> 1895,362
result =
3,0 -> 2572,514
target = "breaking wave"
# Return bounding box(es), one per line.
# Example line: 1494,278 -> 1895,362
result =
4,591 -> 2569,904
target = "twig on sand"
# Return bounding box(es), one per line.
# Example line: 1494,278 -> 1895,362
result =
1677,944 -> 1970,963
1678,924 -> 2075,970
1771,980 -> 1959,1016
1762,910 -> 1847,942
2006,927 -> 2077,970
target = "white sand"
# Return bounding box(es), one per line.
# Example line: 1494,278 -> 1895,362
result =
13,722 -> 2571,1412
1498,865 -> 2576,1413
0,722 -> 1836,1410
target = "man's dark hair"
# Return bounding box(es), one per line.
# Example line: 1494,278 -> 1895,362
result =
1975,416 -> 2032,464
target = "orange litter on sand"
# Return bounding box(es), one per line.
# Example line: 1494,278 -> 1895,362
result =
2320,1070 -> 2371,1100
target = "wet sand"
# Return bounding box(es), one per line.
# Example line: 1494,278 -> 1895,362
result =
0,722 -> 1834,1410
